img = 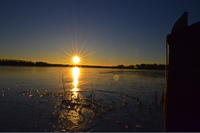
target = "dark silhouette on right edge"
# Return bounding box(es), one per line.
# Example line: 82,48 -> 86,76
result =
165,12 -> 200,131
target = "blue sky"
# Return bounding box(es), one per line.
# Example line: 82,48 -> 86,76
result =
0,0 -> 200,66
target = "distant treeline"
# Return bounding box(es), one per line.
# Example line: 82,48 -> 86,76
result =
0,59 -> 166,70
0,59 -> 68,67
116,64 -> 166,70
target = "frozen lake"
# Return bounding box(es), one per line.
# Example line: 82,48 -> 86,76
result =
0,66 -> 165,131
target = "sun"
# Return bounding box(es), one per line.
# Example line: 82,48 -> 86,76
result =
57,40 -> 96,66
73,56 -> 80,64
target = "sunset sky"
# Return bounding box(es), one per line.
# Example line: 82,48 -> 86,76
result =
0,0 -> 200,66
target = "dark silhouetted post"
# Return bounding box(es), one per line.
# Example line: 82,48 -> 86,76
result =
165,12 -> 200,131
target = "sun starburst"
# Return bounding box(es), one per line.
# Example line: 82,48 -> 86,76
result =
56,41 -> 96,66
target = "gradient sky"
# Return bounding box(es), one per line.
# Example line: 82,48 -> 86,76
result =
0,0 -> 200,66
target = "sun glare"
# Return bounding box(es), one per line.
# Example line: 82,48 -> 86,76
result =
73,56 -> 80,64
57,40 -> 96,66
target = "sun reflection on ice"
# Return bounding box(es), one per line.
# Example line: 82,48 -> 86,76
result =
72,67 -> 79,92
52,67 -> 96,131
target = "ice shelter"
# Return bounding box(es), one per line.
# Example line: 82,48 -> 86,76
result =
165,12 -> 200,131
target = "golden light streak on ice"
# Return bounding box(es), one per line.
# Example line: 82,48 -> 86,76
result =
72,67 -> 79,91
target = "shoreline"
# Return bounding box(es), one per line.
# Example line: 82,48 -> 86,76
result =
0,59 -> 166,70
0,65 -> 166,70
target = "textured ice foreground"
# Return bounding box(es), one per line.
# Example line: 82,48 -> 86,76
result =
0,66 -> 165,131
